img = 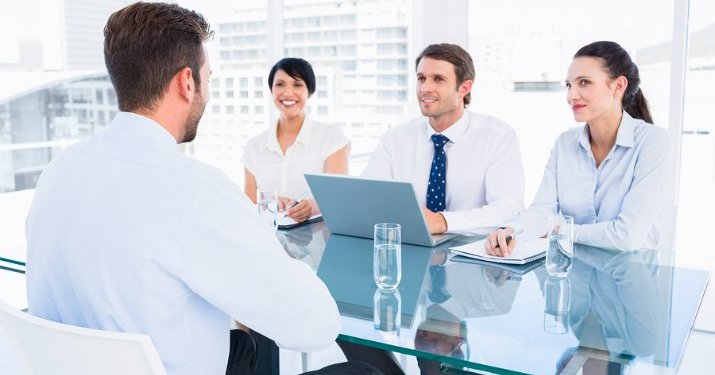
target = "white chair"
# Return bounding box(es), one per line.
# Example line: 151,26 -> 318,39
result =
0,298 -> 166,375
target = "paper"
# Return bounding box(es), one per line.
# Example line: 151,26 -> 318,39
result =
277,213 -> 323,229
450,237 -> 548,265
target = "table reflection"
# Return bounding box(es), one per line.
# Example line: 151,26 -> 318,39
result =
277,224 -> 707,374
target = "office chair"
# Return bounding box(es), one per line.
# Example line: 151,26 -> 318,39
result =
0,298 -> 166,375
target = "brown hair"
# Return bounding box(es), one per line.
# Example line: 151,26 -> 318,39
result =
575,41 -> 653,124
415,44 -> 475,107
104,2 -> 213,112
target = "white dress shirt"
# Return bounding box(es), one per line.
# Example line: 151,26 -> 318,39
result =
507,112 -> 671,250
363,111 -> 525,234
25,112 -> 340,375
242,117 -> 349,199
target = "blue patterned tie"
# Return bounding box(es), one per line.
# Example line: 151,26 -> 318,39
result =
427,134 -> 449,212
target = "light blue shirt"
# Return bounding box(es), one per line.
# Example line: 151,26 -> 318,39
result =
25,112 -> 339,375
509,112 -> 671,250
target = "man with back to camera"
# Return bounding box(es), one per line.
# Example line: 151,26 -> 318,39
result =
363,43 -> 525,236
24,2 -> 379,375
346,43 -> 526,374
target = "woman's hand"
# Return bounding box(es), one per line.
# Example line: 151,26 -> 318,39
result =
284,198 -> 314,222
485,227 -> 517,257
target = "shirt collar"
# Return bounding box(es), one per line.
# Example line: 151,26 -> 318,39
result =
578,111 -> 636,151
294,117 -> 314,146
265,116 -> 313,153
425,111 -> 469,144
107,111 -> 178,152
614,111 -> 636,148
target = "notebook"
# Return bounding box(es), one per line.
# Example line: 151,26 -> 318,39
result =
449,254 -> 544,275
277,213 -> 323,230
450,237 -> 548,265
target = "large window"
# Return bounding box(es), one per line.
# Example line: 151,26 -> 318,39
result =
467,0 -> 675,200
1,0 -> 713,270
678,0 -> 715,268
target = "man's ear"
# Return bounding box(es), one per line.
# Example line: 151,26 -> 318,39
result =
174,67 -> 194,102
458,79 -> 473,99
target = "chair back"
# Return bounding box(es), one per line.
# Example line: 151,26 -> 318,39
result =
0,298 -> 167,375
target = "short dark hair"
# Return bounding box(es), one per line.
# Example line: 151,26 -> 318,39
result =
415,44 -> 475,106
575,41 -> 653,124
104,2 -> 213,112
268,58 -> 316,96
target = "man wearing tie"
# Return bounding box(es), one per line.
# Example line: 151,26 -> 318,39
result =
363,43 -> 525,235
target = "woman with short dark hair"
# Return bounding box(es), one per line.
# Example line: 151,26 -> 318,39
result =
243,58 -> 350,223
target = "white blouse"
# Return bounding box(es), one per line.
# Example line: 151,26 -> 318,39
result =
242,117 -> 350,199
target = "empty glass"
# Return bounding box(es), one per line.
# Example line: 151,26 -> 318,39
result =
546,214 -> 574,277
544,276 -> 571,334
373,223 -> 402,290
257,188 -> 278,232
373,288 -> 401,334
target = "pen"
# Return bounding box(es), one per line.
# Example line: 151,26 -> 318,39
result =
288,192 -> 308,209
494,227 -> 523,248
494,235 -> 512,249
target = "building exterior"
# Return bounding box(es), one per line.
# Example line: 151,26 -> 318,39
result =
0,72 -> 115,192
192,0 -> 412,181
61,0 -> 128,70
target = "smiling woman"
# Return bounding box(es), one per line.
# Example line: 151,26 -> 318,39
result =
242,57 -> 350,224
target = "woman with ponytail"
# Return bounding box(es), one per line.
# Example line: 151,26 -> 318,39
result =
486,41 -> 671,254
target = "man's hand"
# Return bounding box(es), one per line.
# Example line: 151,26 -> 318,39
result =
485,227 -> 517,257
422,207 -> 447,234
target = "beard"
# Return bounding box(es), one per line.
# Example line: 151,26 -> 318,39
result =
181,92 -> 206,143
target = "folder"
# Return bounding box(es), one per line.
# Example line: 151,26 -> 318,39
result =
277,213 -> 323,230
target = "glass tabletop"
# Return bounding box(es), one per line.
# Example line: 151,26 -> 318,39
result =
277,222 -> 710,374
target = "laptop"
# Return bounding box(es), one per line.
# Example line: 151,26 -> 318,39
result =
305,173 -> 456,247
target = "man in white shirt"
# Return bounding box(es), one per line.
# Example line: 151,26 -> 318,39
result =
25,3 -> 378,375
363,43 -> 525,235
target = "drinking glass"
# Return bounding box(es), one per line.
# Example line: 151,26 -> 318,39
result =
373,223 -> 401,289
257,188 -> 278,232
546,214 -> 574,277
544,276 -> 571,334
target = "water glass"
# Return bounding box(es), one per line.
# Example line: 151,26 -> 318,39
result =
373,288 -> 401,334
373,223 -> 402,290
546,214 -> 574,277
544,276 -> 571,334
257,188 -> 278,232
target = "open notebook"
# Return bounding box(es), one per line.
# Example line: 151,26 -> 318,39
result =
450,237 -> 548,265
277,213 -> 323,230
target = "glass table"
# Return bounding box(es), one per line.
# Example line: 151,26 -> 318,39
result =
276,222 -> 710,374
5,221 -> 709,374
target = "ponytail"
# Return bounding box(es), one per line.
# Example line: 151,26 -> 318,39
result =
623,88 -> 653,124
